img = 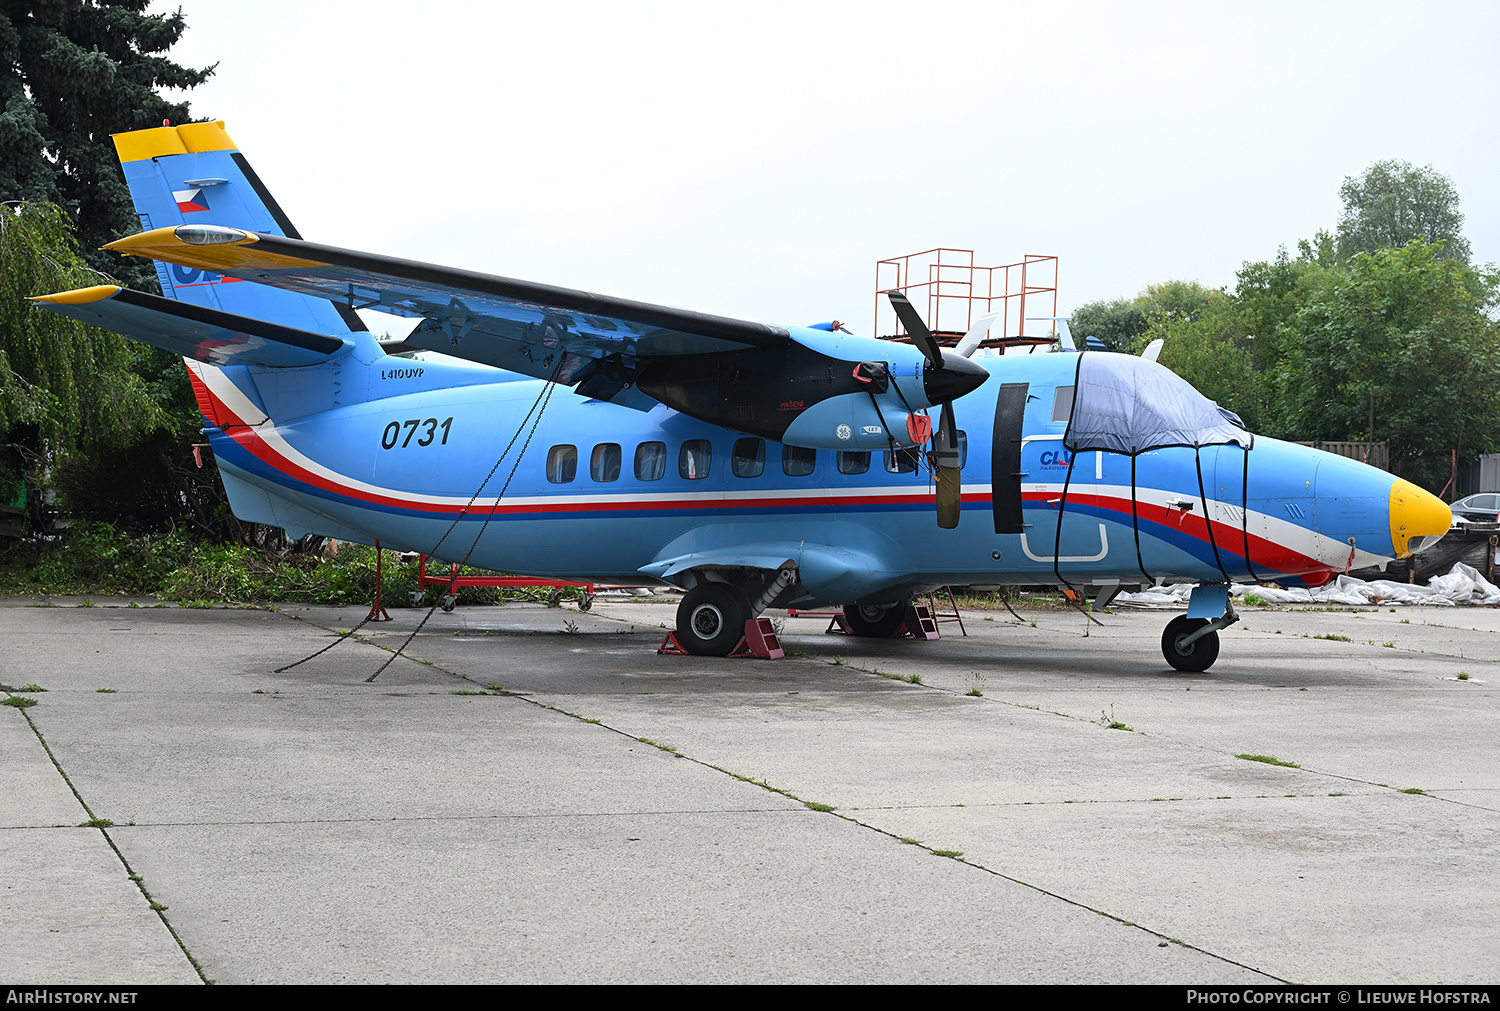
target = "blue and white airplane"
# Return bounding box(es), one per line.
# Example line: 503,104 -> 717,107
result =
33,121 -> 1453,671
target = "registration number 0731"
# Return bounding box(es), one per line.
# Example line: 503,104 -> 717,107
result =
381,417 -> 454,450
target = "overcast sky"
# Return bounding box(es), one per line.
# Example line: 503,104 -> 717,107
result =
157,0 -> 1500,337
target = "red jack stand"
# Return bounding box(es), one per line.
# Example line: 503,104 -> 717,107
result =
365,540 -> 392,622
659,619 -> 785,659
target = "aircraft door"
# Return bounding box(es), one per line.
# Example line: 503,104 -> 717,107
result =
1018,436 -> 1112,572
1209,443 -> 1256,582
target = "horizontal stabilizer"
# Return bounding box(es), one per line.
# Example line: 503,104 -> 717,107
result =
31,285 -> 350,368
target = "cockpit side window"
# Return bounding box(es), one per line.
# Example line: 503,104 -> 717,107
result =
1052,386 -> 1075,424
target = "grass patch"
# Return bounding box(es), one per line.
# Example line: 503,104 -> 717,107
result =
931,850 -> 965,859
803,801 -> 836,813
1236,754 -> 1301,768
19,683 -> 44,692
1312,633 -> 1351,642
637,737 -> 679,754
95,687 -> 117,693
3,695 -> 37,708
79,818 -> 113,828
1400,787 -> 1426,795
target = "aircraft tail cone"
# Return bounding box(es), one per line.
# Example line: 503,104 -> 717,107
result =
1389,479 -> 1453,558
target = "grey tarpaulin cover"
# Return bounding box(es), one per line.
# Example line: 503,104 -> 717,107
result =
1062,353 -> 1252,455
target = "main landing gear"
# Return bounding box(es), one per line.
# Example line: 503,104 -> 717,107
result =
842,602 -> 907,638
675,583 -> 753,656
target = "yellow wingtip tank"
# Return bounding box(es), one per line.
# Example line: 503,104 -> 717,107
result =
29,285 -> 122,305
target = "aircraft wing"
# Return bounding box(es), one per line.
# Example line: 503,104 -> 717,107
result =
105,226 -> 790,405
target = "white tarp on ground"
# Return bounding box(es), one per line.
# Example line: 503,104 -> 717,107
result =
1114,563 -> 1500,608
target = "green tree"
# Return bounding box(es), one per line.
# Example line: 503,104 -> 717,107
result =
1069,297 -> 1146,353
1278,241 -> 1500,489
1070,281 -> 1219,353
0,201 -> 164,449
0,0 -> 212,286
1336,160 -> 1470,264
1143,290 -> 1270,431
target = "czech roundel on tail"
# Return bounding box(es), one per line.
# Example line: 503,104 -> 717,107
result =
32,121 -> 1454,670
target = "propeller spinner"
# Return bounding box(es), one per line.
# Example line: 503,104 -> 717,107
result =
885,290 -> 989,528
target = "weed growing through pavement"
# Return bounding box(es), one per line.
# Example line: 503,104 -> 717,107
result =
20,684 -> 44,692
1236,754 -> 1301,768
1099,704 -> 1132,731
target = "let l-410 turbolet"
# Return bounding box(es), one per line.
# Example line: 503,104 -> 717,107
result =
33,120 -> 1453,671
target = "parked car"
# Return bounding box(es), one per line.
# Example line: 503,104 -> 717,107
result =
1450,493 -> 1500,525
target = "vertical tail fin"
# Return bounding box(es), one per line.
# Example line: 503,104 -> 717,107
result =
112,120 -> 369,338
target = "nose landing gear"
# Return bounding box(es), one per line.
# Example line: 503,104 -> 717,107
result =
1161,615 -> 1220,672
1161,586 -> 1240,672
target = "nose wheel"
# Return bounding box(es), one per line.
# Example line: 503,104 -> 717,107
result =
1161,615 -> 1219,672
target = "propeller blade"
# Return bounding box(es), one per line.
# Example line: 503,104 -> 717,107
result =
884,290 -> 943,368
933,401 -> 961,529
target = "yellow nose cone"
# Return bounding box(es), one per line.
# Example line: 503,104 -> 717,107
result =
1389,479 -> 1453,558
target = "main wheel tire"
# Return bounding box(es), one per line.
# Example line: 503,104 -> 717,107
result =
676,583 -> 752,656
843,602 -> 908,638
1162,615 -> 1219,672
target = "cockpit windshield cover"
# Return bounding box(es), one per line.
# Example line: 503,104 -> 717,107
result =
1063,353 -> 1252,455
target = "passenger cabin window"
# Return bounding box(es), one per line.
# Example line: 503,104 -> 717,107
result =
884,447 -> 920,474
1052,386 -> 1075,424
680,440 -> 712,480
783,445 -> 816,477
591,443 -> 621,483
546,445 -> 577,484
635,442 -> 666,481
837,451 -> 870,475
732,438 -> 765,478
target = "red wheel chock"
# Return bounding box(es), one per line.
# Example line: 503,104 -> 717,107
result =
894,604 -> 940,640
659,619 -> 785,659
